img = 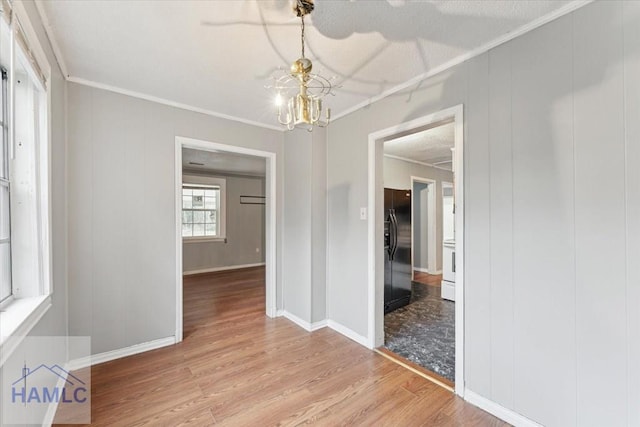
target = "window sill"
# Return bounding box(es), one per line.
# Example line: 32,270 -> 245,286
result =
0,295 -> 52,365
183,237 -> 227,243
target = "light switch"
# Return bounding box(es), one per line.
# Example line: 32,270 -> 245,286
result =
360,207 -> 367,220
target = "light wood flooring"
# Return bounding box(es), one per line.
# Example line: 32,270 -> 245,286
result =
413,271 -> 443,286
55,266 -> 508,426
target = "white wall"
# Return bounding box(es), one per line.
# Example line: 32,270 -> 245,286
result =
66,82 -> 284,354
384,156 -> 453,271
182,173 -> 265,273
327,2 -> 640,425
282,128 -> 327,324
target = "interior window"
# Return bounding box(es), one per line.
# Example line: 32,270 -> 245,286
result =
182,185 -> 221,237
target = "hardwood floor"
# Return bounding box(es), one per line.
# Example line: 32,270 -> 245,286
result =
413,271 -> 443,286
55,266 -> 508,426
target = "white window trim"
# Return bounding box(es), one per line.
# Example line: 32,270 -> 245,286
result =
182,175 -> 226,241
0,294 -> 51,365
0,1 -> 52,355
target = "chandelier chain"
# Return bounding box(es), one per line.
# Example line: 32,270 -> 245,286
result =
301,16 -> 305,58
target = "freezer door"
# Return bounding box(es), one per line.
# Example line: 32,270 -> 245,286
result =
384,189 -> 394,308
391,189 -> 412,303
383,189 -> 412,313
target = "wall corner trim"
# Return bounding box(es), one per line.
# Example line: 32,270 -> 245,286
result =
67,336 -> 176,371
327,320 -> 370,347
280,311 -> 327,332
464,389 -> 543,427
310,320 -> 328,331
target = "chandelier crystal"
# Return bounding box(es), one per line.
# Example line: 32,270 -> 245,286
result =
268,0 -> 336,131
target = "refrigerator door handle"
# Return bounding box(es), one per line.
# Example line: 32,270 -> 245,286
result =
385,219 -> 393,258
387,211 -> 394,260
390,210 -> 399,260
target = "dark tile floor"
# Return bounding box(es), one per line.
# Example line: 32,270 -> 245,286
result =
384,281 -> 455,381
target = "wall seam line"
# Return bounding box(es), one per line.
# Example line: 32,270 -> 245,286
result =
485,52 -> 493,402
621,3 -> 630,425
508,41 -> 515,412
570,12 -> 578,427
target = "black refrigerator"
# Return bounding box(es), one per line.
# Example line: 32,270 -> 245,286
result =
384,188 -> 412,314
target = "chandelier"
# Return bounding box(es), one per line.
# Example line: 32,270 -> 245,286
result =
269,0 -> 336,131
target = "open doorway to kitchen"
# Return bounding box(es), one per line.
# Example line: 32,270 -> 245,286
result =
174,137 -> 277,343
368,105 -> 464,395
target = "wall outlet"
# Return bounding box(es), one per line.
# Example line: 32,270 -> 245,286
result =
360,207 -> 367,220
256,248 -> 260,253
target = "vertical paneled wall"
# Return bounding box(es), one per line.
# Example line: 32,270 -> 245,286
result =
573,3 -> 626,425
283,129 -> 312,322
487,41 -> 514,408
282,127 -> 327,324
327,1 -> 640,425
510,14 -> 576,426
623,3 -> 640,426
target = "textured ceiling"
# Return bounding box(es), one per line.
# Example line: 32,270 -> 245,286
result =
183,148 -> 266,176
384,121 -> 454,169
39,0 -> 576,129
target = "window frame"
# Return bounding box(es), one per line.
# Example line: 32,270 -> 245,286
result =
0,65 -> 11,305
182,175 -> 226,243
0,0 -> 53,353
182,184 -> 221,239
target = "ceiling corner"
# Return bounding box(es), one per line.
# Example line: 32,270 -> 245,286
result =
34,0 -> 70,79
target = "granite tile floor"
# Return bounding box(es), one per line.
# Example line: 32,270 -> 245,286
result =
384,280 -> 455,382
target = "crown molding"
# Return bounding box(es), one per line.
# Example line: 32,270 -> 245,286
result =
331,0 -> 593,122
384,154 -> 452,172
67,76 -> 284,132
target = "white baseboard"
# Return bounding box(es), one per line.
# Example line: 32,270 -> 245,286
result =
413,267 -> 443,275
183,263 -> 265,276
67,336 -> 176,370
311,319 -> 328,331
327,320 -> 370,347
278,314 -> 368,348
280,311 -> 327,332
464,389 -> 543,427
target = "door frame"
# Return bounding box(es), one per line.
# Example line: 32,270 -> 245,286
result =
174,136 -> 277,343
367,104 -> 464,396
410,177 -> 437,279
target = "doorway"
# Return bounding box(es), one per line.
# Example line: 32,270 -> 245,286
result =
411,177 -> 437,280
174,136 -> 277,343
367,105 -> 464,395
